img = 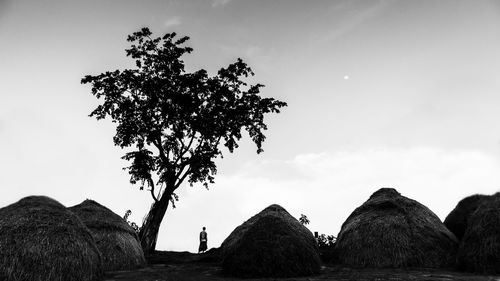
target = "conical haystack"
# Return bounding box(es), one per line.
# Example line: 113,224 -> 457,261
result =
69,199 -> 146,271
0,196 -> 103,281
444,194 -> 490,240
457,196 -> 500,273
220,204 -> 320,278
335,188 -> 458,268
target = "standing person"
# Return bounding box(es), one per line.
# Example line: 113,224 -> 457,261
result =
198,226 -> 208,254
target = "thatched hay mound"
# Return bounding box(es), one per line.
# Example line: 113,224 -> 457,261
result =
69,199 -> 146,271
0,196 -> 103,281
335,188 -> 458,268
457,196 -> 500,273
444,194 -> 490,240
220,204 -> 320,278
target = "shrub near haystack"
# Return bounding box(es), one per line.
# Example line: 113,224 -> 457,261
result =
0,196 -> 103,281
457,196 -> 500,274
335,188 -> 458,268
69,199 -> 146,271
221,204 -> 320,278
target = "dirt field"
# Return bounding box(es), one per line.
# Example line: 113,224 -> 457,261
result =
103,251 -> 500,281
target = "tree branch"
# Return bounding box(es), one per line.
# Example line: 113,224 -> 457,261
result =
148,177 -> 158,202
173,132 -> 196,166
154,136 -> 169,164
156,182 -> 164,200
174,166 -> 191,189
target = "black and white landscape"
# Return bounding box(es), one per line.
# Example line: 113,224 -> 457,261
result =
1,1 -> 500,280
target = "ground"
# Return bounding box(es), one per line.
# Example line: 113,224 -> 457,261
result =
103,251 -> 500,281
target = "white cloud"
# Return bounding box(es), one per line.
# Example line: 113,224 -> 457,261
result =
217,44 -> 275,73
219,44 -> 262,58
164,16 -> 181,29
212,0 -> 232,7
156,146 -> 500,251
286,147 -> 500,210
4,126 -> 499,253
318,0 -> 395,43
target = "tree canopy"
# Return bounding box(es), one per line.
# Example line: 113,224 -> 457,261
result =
83,27 -> 286,201
82,27 -> 287,252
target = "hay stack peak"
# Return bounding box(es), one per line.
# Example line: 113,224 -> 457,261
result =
69,199 -> 146,271
0,195 -> 103,281
220,204 -> 320,278
369,187 -> 400,199
335,188 -> 458,268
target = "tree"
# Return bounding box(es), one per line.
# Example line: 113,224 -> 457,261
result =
299,214 -> 310,225
81,27 -> 287,254
123,210 -> 140,233
317,234 -> 336,249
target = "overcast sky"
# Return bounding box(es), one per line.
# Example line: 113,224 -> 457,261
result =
2,0 -> 500,252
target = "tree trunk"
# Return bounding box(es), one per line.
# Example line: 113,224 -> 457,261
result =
139,192 -> 171,255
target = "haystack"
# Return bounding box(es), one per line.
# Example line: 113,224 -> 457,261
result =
0,196 -> 103,281
220,204 -> 320,278
69,199 -> 146,271
335,188 -> 458,268
444,194 -> 490,240
457,196 -> 500,273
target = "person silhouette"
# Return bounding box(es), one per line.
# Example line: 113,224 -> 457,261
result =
198,226 -> 208,254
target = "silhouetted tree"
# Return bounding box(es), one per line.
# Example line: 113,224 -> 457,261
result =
317,234 -> 336,249
82,27 -> 287,254
299,214 -> 310,225
123,210 -> 140,233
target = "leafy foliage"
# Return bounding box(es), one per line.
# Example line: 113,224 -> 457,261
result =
317,234 -> 336,250
298,214 -> 335,249
82,27 -> 287,205
299,214 -> 310,225
123,209 -> 140,233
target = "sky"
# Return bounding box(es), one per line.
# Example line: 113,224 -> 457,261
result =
1,0 -> 500,252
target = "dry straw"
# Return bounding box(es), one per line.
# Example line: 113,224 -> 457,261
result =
220,204 -> 320,278
444,194 -> 490,240
335,188 -> 458,268
69,199 -> 146,271
457,196 -> 500,274
0,196 -> 103,281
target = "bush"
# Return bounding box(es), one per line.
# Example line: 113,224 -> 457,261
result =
123,209 -> 141,233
